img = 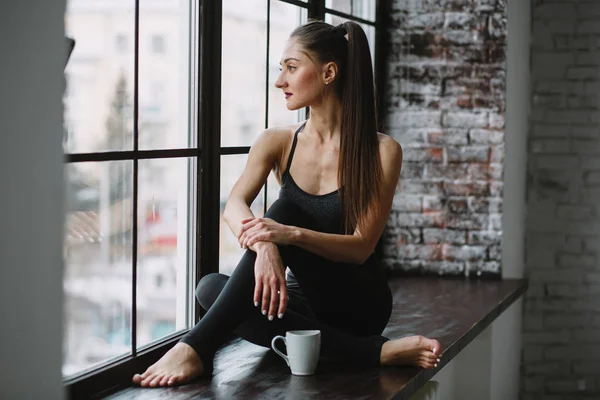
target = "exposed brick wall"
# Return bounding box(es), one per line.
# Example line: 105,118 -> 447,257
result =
382,0 -> 506,277
524,1 -> 600,398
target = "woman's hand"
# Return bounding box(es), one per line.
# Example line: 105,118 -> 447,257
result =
253,242 -> 288,320
238,217 -> 297,249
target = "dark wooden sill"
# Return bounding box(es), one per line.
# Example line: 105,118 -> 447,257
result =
104,277 -> 528,400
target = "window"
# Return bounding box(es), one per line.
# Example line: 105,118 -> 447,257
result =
64,0 -> 387,396
115,34 -> 128,53
63,0 -> 198,390
151,35 -> 166,54
219,0 -> 308,274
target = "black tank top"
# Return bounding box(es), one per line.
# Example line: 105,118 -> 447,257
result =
280,122 -> 387,289
278,121 -> 345,235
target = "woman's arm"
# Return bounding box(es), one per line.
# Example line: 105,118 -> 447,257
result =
241,137 -> 403,265
223,128 -> 284,249
294,138 -> 403,264
224,127 -> 291,319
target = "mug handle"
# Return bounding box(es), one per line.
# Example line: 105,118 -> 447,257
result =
271,336 -> 289,366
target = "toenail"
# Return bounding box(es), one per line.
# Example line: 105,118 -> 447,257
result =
433,347 -> 436,353
268,315 -> 274,321
434,363 -> 438,368
437,358 -> 440,362
262,310 -> 267,315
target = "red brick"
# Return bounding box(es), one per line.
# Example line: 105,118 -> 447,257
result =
447,197 -> 469,213
398,244 -> 443,260
403,146 -> 444,163
444,181 -> 490,196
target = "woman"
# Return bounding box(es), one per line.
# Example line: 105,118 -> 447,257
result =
133,20 -> 442,388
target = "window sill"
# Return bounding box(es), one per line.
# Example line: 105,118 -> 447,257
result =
97,277 -> 527,400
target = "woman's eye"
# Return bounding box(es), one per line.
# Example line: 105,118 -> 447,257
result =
288,66 -> 296,71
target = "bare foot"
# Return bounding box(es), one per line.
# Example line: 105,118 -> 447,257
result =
380,335 -> 442,370
132,342 -> 204,388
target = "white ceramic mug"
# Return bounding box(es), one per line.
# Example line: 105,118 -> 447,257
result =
271,330 -> 321,375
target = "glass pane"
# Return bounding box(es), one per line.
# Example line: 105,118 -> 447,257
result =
64,2 -> 134,153
63,161 -> 133,377
268,2 -> 307,128
219,154 -> 266,275
221,0 -> 268,147
138,1 -> 194,149
325,13 -> 376,71
326,0 -> 376,22
137,158 -> 193,348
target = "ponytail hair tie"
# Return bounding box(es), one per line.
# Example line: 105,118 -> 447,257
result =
335,23 -> 347,38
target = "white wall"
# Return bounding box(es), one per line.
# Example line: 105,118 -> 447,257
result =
429,299 -> 523,400
491,0 -> 531,396
428,0 -> 531,397
502,0 -> 531,280
0,1 -> 66,399
491,298 -> 523,400
431,325 -> 492,400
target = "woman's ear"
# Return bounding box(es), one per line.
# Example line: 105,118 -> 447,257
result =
322,61 -> 339,86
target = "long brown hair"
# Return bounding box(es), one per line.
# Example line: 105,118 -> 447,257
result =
290,20 -> 383,234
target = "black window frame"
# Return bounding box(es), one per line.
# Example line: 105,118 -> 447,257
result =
65,0 -> 390,398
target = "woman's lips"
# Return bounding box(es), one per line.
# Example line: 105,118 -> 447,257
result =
285,93 -> 292,99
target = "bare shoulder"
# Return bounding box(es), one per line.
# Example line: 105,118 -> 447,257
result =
254,123 -> 300,156
254,123 -> 304,175
377,132 -> 403,163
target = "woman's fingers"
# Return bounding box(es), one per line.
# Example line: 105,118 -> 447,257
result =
261,285 -> 271,316
238,218 -> 258,244
241,217 -> 255,224
268,281 -> 279,320
239,223 -> 263,248
277,284 -> 288,318
253,279 -> 262,308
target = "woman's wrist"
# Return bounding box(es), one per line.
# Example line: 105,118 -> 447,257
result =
252,241 -> 277,253
290,226 -> 303,245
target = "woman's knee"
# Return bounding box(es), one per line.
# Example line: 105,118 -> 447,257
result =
265,198 -> 309,226
195,273 -> 228,311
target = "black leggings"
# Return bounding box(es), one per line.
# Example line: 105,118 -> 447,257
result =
180,198 -> 393,371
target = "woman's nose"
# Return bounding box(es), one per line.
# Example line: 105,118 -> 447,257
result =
274,72 -> 286,89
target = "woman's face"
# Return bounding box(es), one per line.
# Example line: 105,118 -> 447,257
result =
274,38 -> 324,110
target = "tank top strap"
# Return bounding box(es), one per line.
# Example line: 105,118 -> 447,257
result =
283,121 -> 307,177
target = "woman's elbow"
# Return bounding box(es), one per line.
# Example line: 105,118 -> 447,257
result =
222,202 -> 231,224
222,198 -> 237,225
356,248 -> 374,265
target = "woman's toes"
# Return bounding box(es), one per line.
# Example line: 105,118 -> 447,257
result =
159,375 -> 171,387
132,374 -> 143,384
431,340 -> 442,355
141,374 -> 156,387
149,374 -> 164,387
168,375 -> 183,386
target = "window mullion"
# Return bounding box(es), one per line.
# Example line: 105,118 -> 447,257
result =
375,0 -> 390,130
197,0 -> 223,318
308,0 -> 325,19
264,0 -> 271,215
131,0 -> 140,357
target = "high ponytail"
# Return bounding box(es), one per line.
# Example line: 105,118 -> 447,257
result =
290,20 -> 383,234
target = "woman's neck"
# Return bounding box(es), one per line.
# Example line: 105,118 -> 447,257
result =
306,95 -> 343,144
